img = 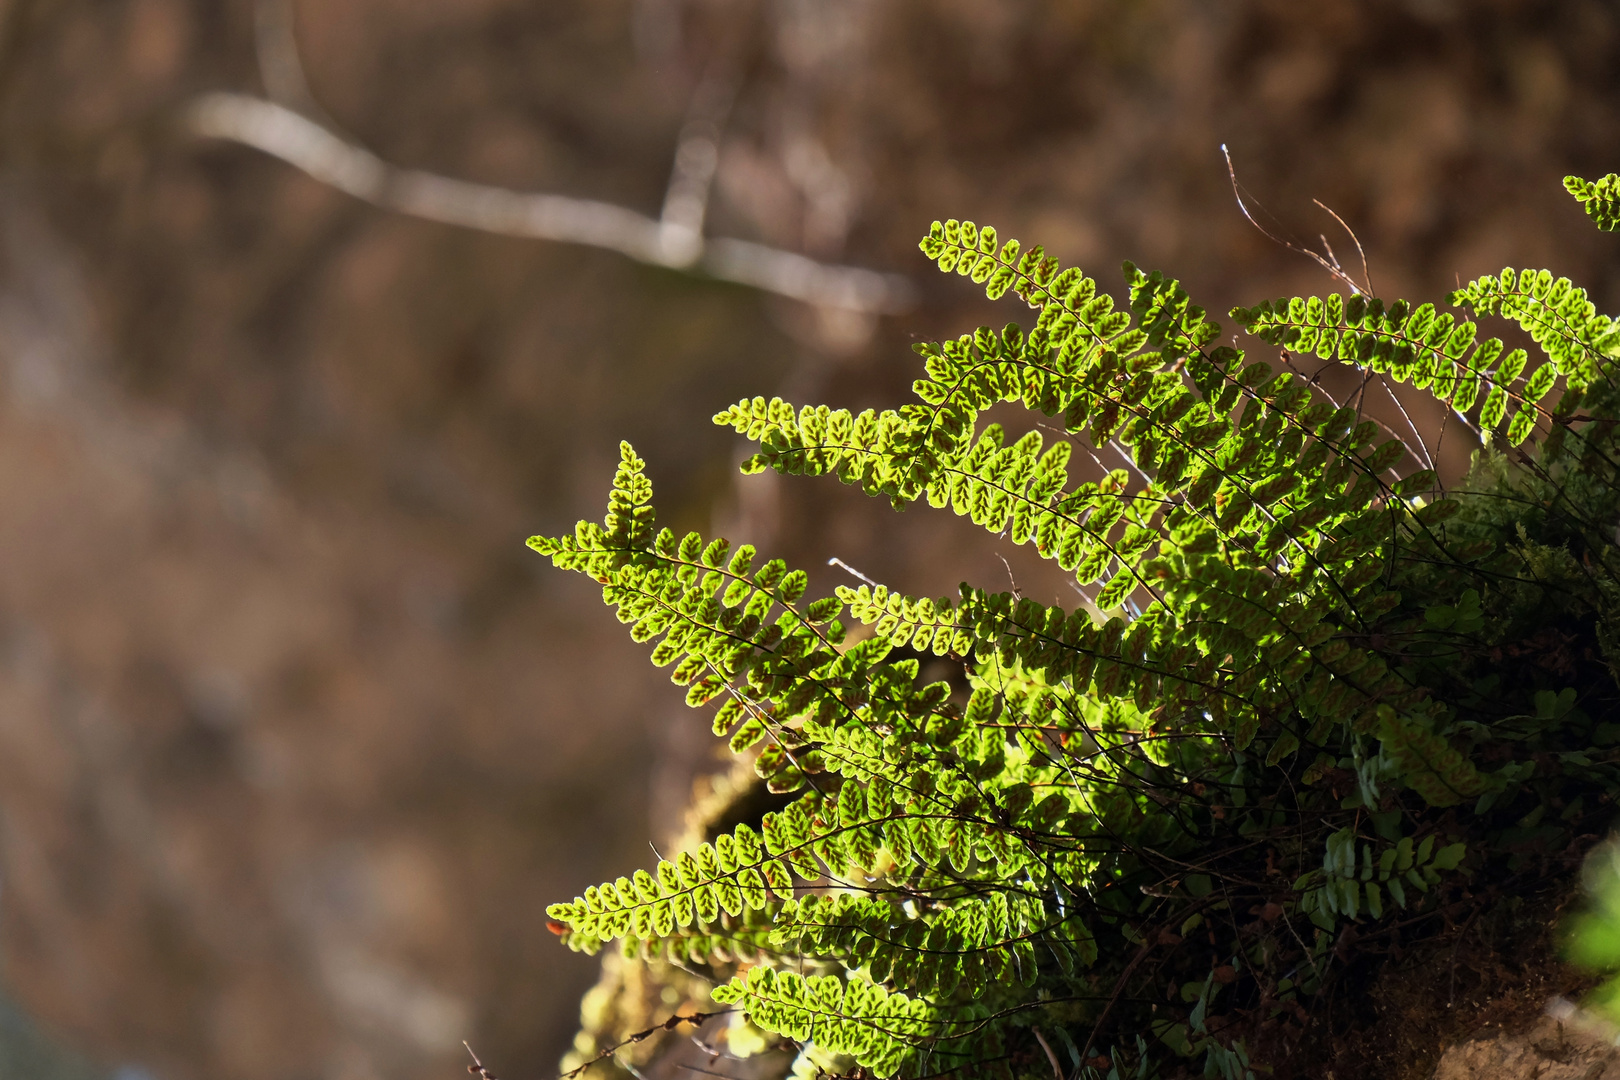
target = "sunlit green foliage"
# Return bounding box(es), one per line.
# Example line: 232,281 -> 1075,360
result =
533,176 -> 1620,1080
1566,172 -> 1620,232
1568,841 -> 1620,1020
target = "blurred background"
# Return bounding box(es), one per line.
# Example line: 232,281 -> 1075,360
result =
0,0 -> 1615,1077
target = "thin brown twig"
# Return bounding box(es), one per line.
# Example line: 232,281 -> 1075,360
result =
466,1042 -> 500,1080
561,1013 -> 730,1079
1031,1028 -> 1064,1080
1312,198 -> 1374,298
1221,144 -> 1369,297
466,1012 -> 735,1080
996,553 -> 1023,599
1376,375 -> 1438,473
678,1064 -> 749,1079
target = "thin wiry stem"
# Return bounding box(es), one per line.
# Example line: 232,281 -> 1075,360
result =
1375,375 -> 1438,474
1312,197 -> 1375,298
828,556 -> 879,587
1222,145 -> 1368,297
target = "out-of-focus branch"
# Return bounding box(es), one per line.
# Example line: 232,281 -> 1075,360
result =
184,5 -> 916,315
253,0 -> 321,118
187,94 -> 667,263
656,64 -> 737,269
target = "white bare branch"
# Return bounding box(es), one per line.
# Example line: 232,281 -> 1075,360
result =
656,64 -> 737,268
183,95 -> 916,315
190,2 -> 916,316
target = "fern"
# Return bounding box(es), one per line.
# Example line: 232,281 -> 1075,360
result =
1295,826 -> 1465,927
1450,266 -> 1620,392
710,967 -> 998,1079
536,180 -> 1620,1080
1567,172 -> 1620,232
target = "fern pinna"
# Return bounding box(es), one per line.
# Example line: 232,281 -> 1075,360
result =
532,174 -> 1620,1080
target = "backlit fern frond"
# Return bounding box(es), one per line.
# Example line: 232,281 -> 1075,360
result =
711,967 -> 1003,1080
1232,293 -> 1551,443
1566,173 -> 1620,231
769,891 -> 1064,1000
533,442 -> 973,791
1450,267 -> 1620,392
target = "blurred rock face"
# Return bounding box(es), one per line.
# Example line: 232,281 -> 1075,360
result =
0,1 -> 1613,1078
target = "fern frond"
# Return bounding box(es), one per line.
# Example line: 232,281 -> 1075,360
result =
1374,705 -> 1489,808
729,363 -> 1371,617
638,919 -> 788,967
770,891 -> 1063,1000
1232,293 -> 1558,445
1566,173 -> 1620,231
547,787 -> 920,949
735,238 -> 1462,645
1293,827 -> 1466,929
840,562 -> 1404,754
532,441 -> 986,791
549,761 -> 1067,951
711,967 -> 1000,1080
1450,267 -> 1620,392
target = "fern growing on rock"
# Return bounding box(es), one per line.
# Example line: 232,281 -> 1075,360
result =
532,174 -> 1620,1080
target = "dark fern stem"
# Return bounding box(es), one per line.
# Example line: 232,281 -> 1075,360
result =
530,174 -> 1620,1080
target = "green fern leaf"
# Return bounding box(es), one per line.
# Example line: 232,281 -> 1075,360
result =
1565,173 -> 1620,231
